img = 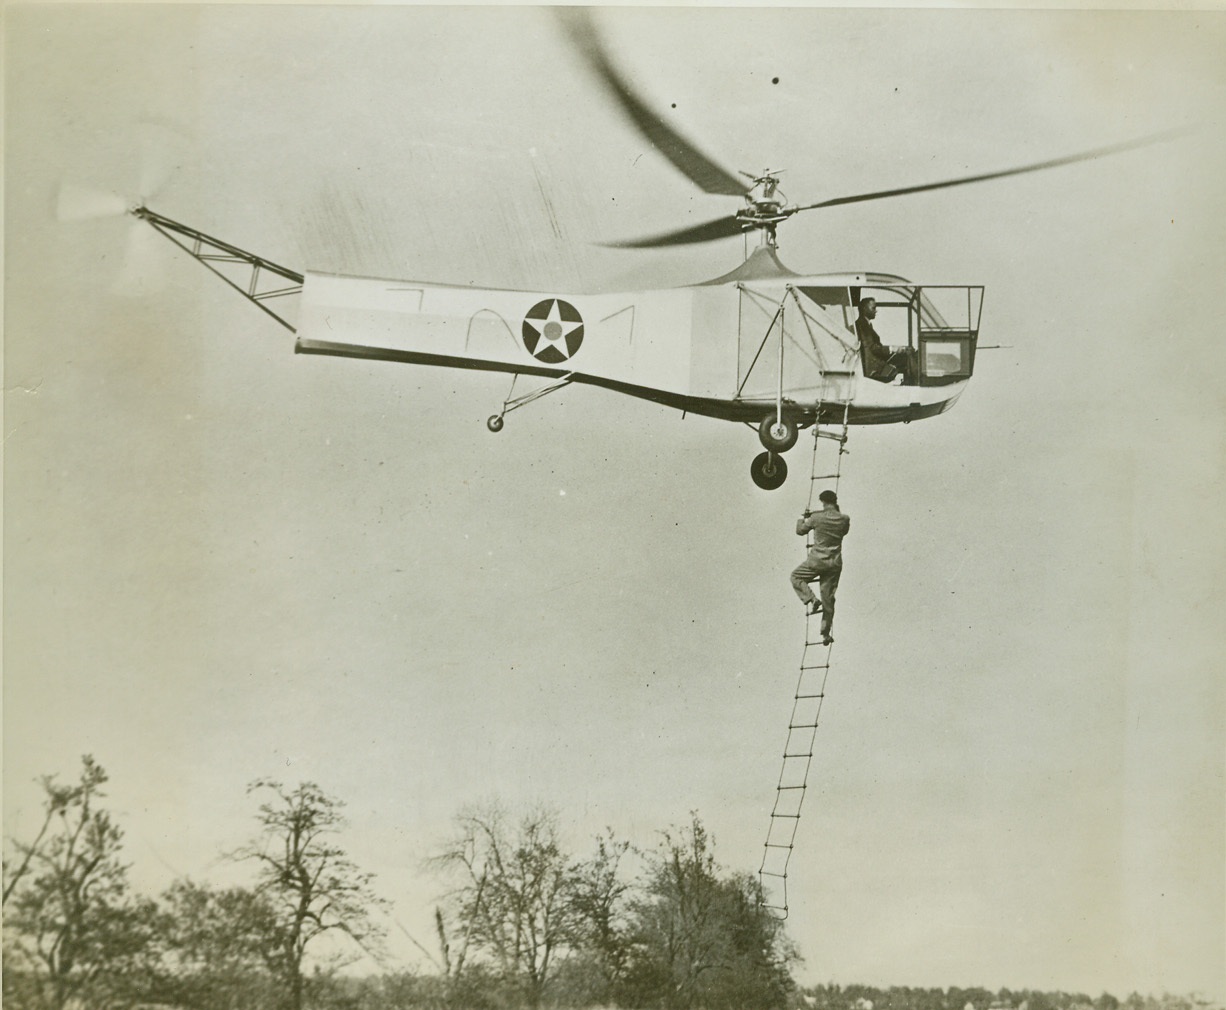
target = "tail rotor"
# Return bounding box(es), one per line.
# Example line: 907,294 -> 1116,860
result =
54,119 -> 189,295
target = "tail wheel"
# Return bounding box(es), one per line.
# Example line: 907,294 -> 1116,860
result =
487,415 -> 505,432
758,415 -> 798,452
750,451 -> 788,491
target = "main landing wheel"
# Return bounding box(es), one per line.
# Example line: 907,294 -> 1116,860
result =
750,451 -> 788,491
758,415 -> 799,452
487,415 -> 505,432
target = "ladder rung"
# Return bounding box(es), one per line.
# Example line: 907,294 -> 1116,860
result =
777,784 -> 806,791
809,474 -> 840,480
764,842 -> 793,850
788,722 -> 818,730
796,692 -> 824,699
759,870 -> 788,879
800,664 -> 828,671
783,752 -> 813,759
771,813 -> 801,820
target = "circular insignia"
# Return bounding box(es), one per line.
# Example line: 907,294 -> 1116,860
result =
522,298 -> 584,364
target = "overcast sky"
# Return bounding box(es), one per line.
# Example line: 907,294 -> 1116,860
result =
5,3 -> 1225,1001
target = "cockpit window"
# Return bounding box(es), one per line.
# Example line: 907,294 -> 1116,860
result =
921,338 -> 970,378
917,290 -> 950,330
797,286 -> 852,307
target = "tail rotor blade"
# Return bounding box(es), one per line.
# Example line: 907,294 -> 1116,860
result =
112,223 -> 168,298
56,184 -> 128,222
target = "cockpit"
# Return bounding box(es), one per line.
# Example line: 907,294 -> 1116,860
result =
851,282 -> 983,386
794,280 -> 984,387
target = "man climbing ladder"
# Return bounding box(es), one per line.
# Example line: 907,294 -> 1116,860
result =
790,489 -> 850,646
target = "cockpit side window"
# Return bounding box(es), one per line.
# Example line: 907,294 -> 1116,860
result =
921,338 -> 971,378
913,286 -> 981,386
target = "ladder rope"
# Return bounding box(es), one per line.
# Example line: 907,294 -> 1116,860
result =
758,398 -> 850,919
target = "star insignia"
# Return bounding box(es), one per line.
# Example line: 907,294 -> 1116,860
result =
522,299 -> 584,364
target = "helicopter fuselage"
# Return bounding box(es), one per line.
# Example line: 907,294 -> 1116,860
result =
295,248 -> 984,433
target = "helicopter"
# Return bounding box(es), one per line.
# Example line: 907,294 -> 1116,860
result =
91,14 -> 1183,491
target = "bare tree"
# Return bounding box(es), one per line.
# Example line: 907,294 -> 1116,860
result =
2,756 -> 160,1010
626,814 -> 724,1010
568,831 -> 634,995
431,802 -> 578,1007
3,757 -> 107,909
235,779 -> 386,1010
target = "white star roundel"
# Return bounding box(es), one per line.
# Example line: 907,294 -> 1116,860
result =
522,298 -> 584,364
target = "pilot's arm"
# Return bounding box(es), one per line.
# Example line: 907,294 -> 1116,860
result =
796,514 -> 815,536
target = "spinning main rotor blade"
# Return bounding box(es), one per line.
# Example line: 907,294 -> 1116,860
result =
560,10 -> 748,197
602,214 -> 747,249
793,128 -> 1192,212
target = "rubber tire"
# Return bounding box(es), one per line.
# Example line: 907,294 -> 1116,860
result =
750,451 -> 788,491
758,416 -> 799,452
487,415 -> 505,432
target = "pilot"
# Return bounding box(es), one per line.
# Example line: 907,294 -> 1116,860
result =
790,489 -> 850,646
856,298 -> 909,383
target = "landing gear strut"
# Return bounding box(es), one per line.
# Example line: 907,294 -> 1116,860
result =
485,372 -> 574,433
750,451 -> 788,491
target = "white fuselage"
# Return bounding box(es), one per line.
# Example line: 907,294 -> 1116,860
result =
297,263 -> 975,426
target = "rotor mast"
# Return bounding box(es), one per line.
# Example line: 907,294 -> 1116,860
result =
737,171 -> 791,249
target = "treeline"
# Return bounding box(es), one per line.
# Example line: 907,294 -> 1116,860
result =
799,986 -> 1219,1010
2,757 -> 796,1010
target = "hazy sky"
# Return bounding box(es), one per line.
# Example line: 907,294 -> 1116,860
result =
5,3 -> 1225,1001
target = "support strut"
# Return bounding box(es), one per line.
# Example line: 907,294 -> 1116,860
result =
130,206 -> 303,332
487,372 -> 576,431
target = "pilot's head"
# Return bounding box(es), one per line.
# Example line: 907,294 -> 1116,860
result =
859,298 -> 877,320
818,489 -> 839,507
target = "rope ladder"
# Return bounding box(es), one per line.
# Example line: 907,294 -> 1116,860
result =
758,399 -> 851,918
